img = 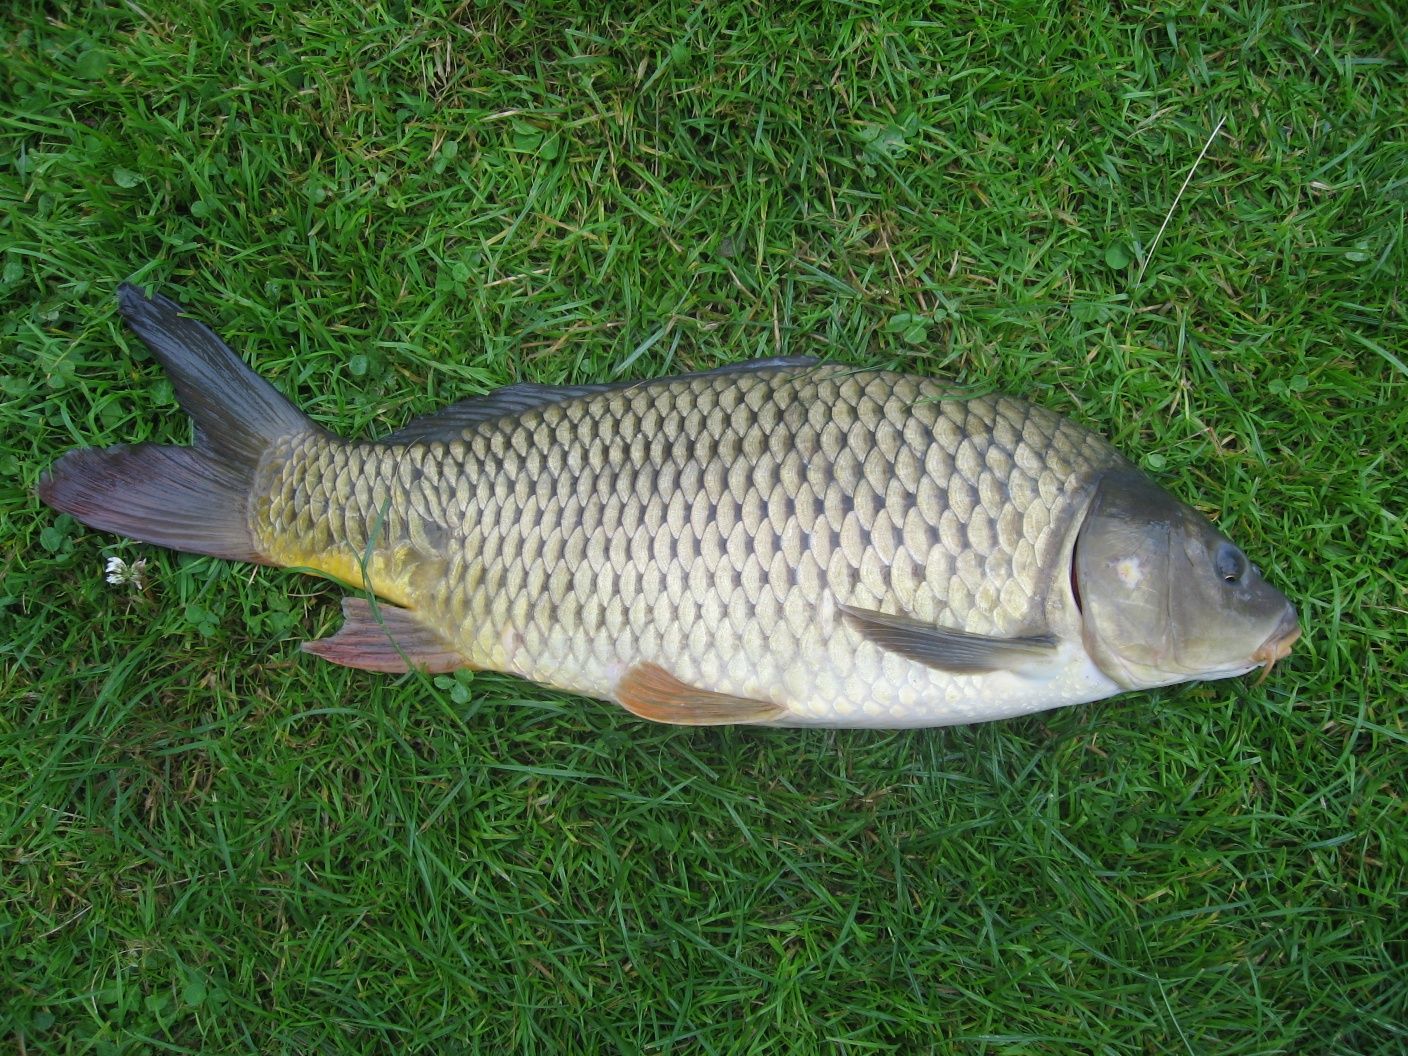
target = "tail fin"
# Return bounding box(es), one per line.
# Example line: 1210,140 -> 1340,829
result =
38,284 -> 317,563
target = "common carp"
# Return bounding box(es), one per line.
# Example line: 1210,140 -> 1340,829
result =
38,285 -> 1299,727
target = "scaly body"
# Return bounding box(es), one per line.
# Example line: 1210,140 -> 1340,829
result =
256,368 -> 1124,725
40,286 -> 1299,728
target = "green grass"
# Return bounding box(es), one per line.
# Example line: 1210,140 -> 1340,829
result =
3,0 -> 1405,1051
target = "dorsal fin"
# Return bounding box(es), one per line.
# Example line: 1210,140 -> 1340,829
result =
377,357 -> 819,444
377,382 -> 620,443
839,604 -> 1058,676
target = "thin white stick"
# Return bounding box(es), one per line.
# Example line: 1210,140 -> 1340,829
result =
1137,115 -> 1226,285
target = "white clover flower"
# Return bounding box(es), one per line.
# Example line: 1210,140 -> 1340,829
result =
104,556 -> 148,590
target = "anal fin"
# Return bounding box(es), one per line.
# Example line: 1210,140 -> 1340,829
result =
302,597 -> 466,674
617,662 -> 786,726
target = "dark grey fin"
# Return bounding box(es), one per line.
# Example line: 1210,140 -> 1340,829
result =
115,284 -> 316,462
378,382 -> 623,443
301,597 -> 467,673
38,444 -> 271,562
616,662 -> 787,726
681,355 -> 818,375
38,284 -> 317,562
839,604 -> 1059,676
378,356 -> 819,444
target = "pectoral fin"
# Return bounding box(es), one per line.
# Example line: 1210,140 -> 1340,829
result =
617,663 -> 786,726
839,603 -> 1058,675
303,597 -> 467,673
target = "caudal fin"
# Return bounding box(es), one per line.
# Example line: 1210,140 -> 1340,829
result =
38,284 -> 318,563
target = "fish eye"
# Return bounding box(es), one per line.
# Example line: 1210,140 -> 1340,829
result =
1215,542 -> 1247,584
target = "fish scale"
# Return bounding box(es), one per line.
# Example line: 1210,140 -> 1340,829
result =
251,364 -> 1126,725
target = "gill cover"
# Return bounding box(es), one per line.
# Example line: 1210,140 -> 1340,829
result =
1073,469 -> 1298,690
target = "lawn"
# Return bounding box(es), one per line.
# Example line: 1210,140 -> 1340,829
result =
2,1 -> 1405,1052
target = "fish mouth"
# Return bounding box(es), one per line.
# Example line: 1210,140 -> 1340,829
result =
1249,607 -> 1300,683
1253,608 -> 1301,664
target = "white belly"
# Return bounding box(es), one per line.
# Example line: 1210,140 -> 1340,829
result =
772,639 -> 1122,728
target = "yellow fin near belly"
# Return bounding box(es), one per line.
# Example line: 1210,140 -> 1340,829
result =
270,529 -> 462,672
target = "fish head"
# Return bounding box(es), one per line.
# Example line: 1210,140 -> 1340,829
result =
1072,469 -> 1299,690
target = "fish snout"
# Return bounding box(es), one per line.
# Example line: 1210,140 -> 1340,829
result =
1252,606 -> 1301,666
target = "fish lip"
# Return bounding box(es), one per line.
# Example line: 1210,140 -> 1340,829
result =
1252,607 -> 1301,665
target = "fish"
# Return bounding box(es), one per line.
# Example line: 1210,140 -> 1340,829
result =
37,284 -> 1300,728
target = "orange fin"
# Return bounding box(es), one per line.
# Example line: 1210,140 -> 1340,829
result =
302,597 -> 465,674
616,662 -> 786,726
